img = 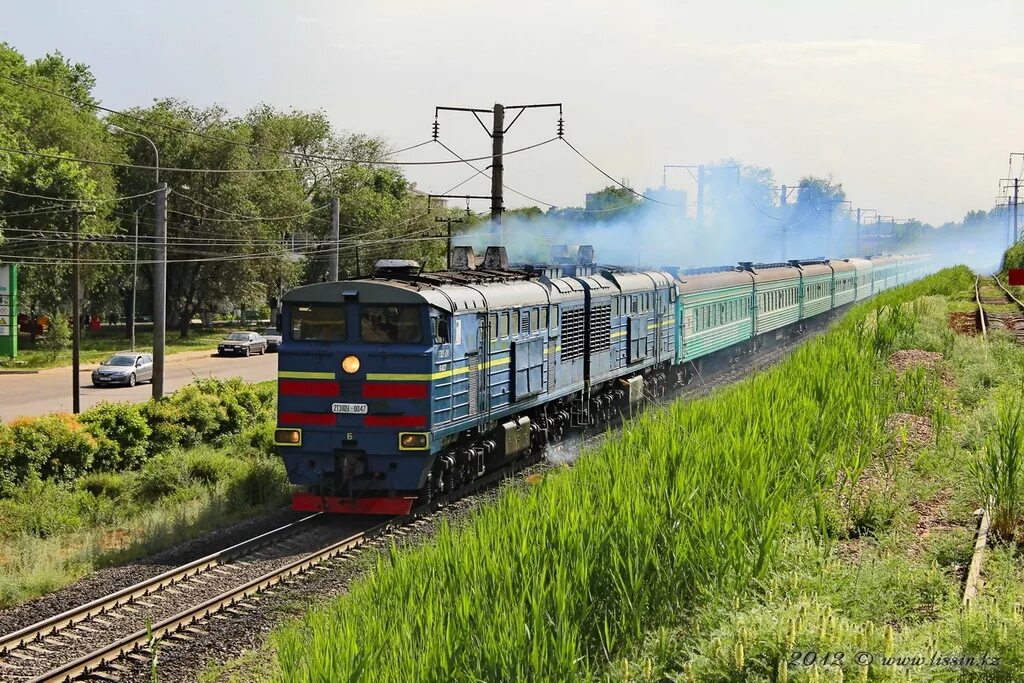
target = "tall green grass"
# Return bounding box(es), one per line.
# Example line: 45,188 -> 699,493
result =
274,268 -> 972,682
973,388 -> 1024,541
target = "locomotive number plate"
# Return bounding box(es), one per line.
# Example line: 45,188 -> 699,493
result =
332,402 -> 368,414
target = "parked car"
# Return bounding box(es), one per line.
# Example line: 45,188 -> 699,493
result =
218,331 -> 267,356
91,352 -> 153,387
261,328 -> 283,352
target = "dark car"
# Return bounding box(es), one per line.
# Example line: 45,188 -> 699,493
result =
92,352 -> 153,387
218,331 -> 267,357
261,328 -> 283,352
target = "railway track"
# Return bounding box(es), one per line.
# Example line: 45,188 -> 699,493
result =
0,512 -> 383,682
976,275 -> 1024,342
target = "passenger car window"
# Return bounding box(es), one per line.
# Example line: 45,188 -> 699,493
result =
291,304 -> 347,341
360,306 -> 422,344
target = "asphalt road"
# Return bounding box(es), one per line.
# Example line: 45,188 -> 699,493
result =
0,350 -> 277,422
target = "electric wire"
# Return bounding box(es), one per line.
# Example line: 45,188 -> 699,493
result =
559,137 -> 682,207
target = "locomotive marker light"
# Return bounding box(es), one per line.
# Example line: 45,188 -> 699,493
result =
399,433 -> 429,450
274,429 -> 302,446
341,355 -> 360,373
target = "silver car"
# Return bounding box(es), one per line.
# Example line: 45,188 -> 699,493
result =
91,352 -> 153,387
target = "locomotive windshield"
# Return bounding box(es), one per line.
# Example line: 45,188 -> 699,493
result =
290,304 -> 347,341
360,305 -> 422,344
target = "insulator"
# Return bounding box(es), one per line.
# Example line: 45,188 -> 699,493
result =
432,118 -> 439,140
557,116 -> 564,137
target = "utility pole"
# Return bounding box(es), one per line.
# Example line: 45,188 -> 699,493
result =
1015,179 -> 1020,244
856,208 -> 862,256
130,211 -> 138,351
71,208 -> 81,414
434,101 -> 562,243
435,215 -> 465,269
489,104 -> 504,229
329,197 -> 340,281
153,182 -> 167,400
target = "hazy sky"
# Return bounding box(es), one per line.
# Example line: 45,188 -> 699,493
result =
6,0 -> 1023,225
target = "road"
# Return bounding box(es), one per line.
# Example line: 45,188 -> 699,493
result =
0,350 -> 277,422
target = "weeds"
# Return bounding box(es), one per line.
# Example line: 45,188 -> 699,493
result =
973,388 -> 1024,541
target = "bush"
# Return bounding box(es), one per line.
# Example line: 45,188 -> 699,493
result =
183,448 -> 240,486
39,314 -> 70,360
0,479 -> 85,539
0,425 -> 17,495
164,384 -> 229,444
134,455 -> 190,503
78,472 -> 129,499
10,415 -> 98,483
227,457 -> 290,507
79,402 -> 151,470
231,419 -> 276,456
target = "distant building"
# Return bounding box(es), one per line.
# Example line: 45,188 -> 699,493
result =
643,187 -> 688,216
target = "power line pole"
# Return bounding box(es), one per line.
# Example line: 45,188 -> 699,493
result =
1015,179 -> 1020,244
856,208 -> 861,256
435,215 -> 465,269
153,182 -> 168,400
489,104 -> 504,231
130,210 -> 138,351
71,207 -> 81,414
434,102 -> 562,243
329,197 -> 340,281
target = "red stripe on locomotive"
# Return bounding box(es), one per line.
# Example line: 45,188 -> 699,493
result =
279,411 -> 336,426
280,380 -> 340,397
364,415 -> 427,428
362,382 -> 428,399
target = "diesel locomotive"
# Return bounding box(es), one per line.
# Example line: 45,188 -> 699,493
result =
273,245 -> 928,514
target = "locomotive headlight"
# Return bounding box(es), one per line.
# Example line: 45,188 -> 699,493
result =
274,429 -> 302,446
399,432 -> 429,450
341,355 -> 360,374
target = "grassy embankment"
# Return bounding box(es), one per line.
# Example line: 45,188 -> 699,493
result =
246,266 -> 1024,683
4,324 -> 244,370
0,379 -> 287,607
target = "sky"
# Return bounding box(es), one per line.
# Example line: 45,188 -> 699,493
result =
5,0 -> 1024,225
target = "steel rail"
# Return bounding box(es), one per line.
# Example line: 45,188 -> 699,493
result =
993,274 -> 1024,310
31,522 -> 387,683
975,276 -> 987,339
0,511 -> 323,655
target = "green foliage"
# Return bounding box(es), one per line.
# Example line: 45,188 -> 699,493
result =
39,314 -> 71,360
79,401 -> 151,470
10,415 -> 98,483
227,457 -> 289,507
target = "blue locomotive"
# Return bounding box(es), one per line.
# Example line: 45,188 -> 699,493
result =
274,245 -> 928,514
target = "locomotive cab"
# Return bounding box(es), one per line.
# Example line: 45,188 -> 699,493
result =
275,276 -> 455,515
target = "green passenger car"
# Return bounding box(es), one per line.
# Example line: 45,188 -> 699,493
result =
674,269 -> 755,363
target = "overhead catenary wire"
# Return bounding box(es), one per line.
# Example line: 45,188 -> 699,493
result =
559,137 -> 682,207
0,137 -> 561,174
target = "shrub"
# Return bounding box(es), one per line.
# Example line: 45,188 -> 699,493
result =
231,419 -> 276,456
134,455 -> 189,503
139,399 -> 191,455
183,448 -> 240,486
0,425 -> 17,495
79,402 -> 151,470
39,314 -> 70,360
10,415 -> 98,483
78,472 -> 129,499
165,384 -> 228,444
0,479 -> 85,538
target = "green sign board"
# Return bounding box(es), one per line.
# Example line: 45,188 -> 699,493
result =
0,264 -> 17,358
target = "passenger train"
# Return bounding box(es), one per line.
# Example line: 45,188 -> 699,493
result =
273,245 -> 929,514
